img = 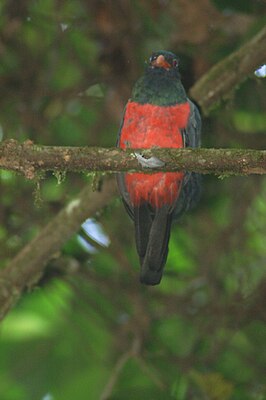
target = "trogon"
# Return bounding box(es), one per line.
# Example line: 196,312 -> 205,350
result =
117,51 -> 201,285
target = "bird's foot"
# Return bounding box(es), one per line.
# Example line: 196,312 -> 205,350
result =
135,152 -> 165,169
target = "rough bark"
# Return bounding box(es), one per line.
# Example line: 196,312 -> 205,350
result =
1,139 -> 266,176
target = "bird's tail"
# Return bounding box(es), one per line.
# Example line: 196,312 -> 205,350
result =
134,204 -> 172,285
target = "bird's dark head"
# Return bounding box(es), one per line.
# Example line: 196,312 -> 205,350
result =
132,50 -> 185,105
148,51 -> 179,74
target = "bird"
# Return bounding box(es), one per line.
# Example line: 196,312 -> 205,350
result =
116,51 -> 201,285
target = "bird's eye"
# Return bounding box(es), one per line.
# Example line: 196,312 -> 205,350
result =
172,59 -> 178,68
149,55 -> 157,63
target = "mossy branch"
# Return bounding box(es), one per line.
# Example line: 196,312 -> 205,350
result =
1,139 -> 266,177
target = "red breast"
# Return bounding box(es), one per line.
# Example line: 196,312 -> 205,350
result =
119,101 -> 191,208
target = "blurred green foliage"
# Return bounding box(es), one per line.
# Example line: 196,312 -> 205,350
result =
0,0 -> 266,399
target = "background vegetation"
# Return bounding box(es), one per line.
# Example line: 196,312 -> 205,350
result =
0,1 -> 266,399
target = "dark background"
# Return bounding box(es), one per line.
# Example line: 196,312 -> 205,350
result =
0,1 -> 266,399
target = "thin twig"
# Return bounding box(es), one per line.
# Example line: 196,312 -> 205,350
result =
100,338 -> 141,400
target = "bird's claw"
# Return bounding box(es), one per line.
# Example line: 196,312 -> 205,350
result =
135,152 -> 165,168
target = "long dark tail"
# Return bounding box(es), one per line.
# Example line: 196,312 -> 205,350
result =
134,204 -> 173,285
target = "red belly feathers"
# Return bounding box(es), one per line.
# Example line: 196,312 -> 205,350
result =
119,101 -> 190,208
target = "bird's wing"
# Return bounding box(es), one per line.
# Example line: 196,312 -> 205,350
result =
116,104 -> 135,220
173,99 -> 202,219
116,173 -> 134,220
182,99 -> 201,148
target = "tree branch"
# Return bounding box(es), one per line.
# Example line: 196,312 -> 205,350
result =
190,25 -> 266,114
0,177 -> 117,321
1,139 -> 266,176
